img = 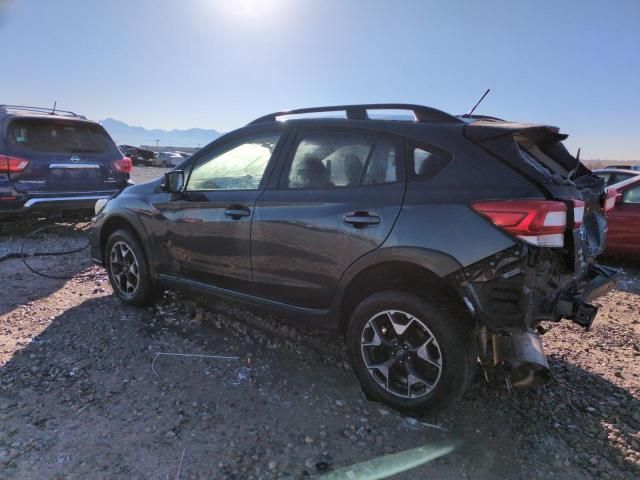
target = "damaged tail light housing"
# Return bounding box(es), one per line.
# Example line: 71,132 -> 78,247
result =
572,200 -> 585,228
603,188 -> 618,213
0,155 -> 30,173
112,156 -> 132,173
471,199 -> 567,247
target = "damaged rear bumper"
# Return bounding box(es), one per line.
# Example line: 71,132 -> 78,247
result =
453,248 -> 618,388
452,246 -> 618,332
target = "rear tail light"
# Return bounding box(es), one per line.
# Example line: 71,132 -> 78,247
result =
603,188 -> 618,213
112,157 -> 132,173
471,199 -> 567,247
0,155 -> 30,173
572,200 -> 585,227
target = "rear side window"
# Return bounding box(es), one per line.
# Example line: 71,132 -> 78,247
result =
7,118 -> 115,154
412,145 -> 452,180
284,130 -> 398,189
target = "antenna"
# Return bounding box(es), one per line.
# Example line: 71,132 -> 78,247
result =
51,101 -> 57,115
464,88 -> 490,117
576,148 -> 581,161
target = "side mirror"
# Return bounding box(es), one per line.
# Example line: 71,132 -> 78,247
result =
162,170 -> 185,193
615,193 -> 623,205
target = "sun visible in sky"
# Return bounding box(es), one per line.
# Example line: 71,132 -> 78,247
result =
211,0 -> 286,22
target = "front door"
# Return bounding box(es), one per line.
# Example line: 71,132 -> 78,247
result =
251,127 -> 405,310
154,130 -> 285,292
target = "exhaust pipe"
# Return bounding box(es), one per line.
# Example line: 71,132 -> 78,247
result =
492,332 -> 550,389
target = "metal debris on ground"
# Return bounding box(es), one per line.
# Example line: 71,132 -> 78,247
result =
175,447 -> 186,480
151,352 -> 240,376
400,417 -> 449,433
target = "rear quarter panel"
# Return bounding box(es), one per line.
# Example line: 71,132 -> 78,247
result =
385,126 -> 542,266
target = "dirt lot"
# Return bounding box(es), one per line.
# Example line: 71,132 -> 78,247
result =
0,166 -> 639,479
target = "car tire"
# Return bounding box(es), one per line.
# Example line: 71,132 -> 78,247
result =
105,229 -> 154,306
346,290 -> 476,412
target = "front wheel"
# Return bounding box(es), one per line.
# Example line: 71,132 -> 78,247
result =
105,229 -> 154,306
346,290 -> 475,411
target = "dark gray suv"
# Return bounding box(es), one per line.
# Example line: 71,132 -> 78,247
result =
90,104 -> 616,411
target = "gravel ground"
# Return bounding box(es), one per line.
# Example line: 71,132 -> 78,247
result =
0,178 -> 638,478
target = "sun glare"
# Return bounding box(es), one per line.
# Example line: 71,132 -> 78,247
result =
211,0 -> 285,22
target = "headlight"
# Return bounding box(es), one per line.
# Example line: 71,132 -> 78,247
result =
94,198 -> 109,215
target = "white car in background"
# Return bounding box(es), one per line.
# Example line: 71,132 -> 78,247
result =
153,151 -> 186,168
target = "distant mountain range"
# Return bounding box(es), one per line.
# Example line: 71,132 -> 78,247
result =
100,118 -> 222,148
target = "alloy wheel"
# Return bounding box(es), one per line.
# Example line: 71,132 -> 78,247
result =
360,310 -> 443,399
109,241 -> 140,296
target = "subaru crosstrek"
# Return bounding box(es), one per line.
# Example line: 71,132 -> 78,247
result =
0,105 -> 131,219
90,104 -> 617,411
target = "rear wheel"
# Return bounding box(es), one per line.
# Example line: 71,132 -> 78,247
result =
105,229 -> 154,306
346,290 -> 475,411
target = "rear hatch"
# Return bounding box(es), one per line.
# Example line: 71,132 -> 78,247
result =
3,116 -> 127,193
464,120 -> 607,272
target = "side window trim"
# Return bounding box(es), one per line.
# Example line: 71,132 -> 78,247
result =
274,126 -> 403,190
183,129 -> 286,193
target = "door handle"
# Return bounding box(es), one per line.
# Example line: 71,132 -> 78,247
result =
224,206 -> 251,219
344,212 -> 381,228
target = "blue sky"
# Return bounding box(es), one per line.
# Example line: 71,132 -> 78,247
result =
0,0 -> 638,159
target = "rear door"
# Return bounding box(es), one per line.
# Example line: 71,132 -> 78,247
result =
3,117 -> 124,192
251,127 -> 405,310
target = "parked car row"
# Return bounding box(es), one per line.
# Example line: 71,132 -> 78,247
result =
118,147 -> 192,168
118,145 -> 155,166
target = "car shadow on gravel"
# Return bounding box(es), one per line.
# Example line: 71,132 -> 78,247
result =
0,256 -> 92,317
438,357 -> 640,479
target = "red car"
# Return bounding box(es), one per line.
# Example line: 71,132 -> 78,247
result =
604,175 -> 640,255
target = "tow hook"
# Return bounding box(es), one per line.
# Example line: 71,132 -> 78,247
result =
492,331 -> 551,389
570,299 -> 598,329
556,296 -> 600,330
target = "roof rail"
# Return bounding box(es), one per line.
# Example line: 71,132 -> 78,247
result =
248,103 -> 463,125
0,104 -> 86,119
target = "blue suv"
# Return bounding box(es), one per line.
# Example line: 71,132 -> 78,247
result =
0,105 -> 131,219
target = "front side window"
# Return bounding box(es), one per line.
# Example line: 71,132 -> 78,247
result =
284,130 -> 397,189
186,132 -> 281,191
